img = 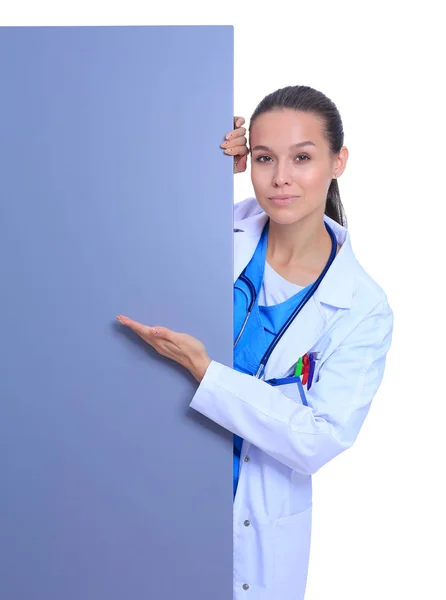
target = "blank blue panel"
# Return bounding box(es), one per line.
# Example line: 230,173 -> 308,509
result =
0,26 -> 234,600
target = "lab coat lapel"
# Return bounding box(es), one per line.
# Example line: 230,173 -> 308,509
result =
262,297 -> 325,380
233,210 -> 325,379
233,212 -> 269,283
232,202 -> 355,379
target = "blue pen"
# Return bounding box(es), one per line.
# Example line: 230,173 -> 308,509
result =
266,375 -> 308,406
307,352 -> 320,391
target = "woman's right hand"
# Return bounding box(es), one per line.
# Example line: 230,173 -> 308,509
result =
221,116 -> 248,173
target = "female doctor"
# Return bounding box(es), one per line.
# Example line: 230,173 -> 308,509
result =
117,85 -> 394,600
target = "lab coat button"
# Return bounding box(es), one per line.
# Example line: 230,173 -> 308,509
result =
244,520 -> 250,527
244,456 -> 250,462
242,583 -> 250,590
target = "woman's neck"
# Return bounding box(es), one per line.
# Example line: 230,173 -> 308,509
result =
267,215 -> 331,269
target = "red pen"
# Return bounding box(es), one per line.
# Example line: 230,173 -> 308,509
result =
301,354 -> 310,386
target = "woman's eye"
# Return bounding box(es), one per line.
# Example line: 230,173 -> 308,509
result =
255,154 -> 309,163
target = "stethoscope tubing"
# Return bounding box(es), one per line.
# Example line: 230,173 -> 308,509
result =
234,222 -> 338,380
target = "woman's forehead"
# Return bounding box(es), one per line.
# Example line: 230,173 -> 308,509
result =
250,110 -> 326,147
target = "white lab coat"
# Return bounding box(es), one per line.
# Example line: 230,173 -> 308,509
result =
190,197 -> 394,600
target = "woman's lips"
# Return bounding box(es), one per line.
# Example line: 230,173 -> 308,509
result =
269,195 -> 299,206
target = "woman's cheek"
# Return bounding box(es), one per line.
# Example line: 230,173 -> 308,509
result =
252,166 -> 270,188
303,166 -> 326,190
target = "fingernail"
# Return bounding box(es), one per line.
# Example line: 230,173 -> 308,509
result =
221,141 -> 228,147
226,134 -> 231,140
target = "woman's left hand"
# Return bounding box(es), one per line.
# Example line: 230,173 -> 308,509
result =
221,116 -> 248,174
116,315 -> 212,383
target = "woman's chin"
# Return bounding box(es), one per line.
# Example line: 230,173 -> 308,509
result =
265,207 -> 305,226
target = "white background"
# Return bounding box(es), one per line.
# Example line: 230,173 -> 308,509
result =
3,2 -> 445,598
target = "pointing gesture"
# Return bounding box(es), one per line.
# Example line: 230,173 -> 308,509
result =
116,315 -> 212,383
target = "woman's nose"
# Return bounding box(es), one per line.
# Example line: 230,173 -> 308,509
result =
272,161 -> 293,187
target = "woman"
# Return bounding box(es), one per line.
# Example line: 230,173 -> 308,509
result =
117,85 -> 393,600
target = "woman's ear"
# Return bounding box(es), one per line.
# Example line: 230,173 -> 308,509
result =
334,146 -> 349,178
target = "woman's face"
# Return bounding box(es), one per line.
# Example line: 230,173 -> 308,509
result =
249,108 -> 347,225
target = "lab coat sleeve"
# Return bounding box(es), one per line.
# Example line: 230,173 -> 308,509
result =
189,299 -> 393,475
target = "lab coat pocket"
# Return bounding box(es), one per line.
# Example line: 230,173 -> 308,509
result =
273,506 -> 312,598
273,377 -> 308,406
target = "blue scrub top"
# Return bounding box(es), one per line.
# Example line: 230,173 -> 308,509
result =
233,221 -> 311,497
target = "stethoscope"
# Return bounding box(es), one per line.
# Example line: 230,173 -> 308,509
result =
234,221 -> 338,380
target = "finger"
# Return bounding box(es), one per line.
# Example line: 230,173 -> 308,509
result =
224,127 -> 246,143
221,127 -> 246,145
234,116 -> 245,128
117,315 -> 155,337
224,145 -> 249,156
222,135 -> 247,149
234,154 -> 248,172
149,325 -> 179,343
229,126 -> 247,139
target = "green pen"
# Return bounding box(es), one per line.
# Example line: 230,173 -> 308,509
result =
294,357 -> 303,377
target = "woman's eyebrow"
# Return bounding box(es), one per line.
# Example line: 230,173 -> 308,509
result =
251,141 -> 316,152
